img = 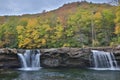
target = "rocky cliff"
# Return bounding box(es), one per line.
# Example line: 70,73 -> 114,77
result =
40,48 -> 91,68
40,47 -> 120,68
0,48 -> 21,69
0,47 -> 120,69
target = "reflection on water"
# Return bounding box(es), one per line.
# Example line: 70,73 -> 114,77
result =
0,68 -> 120,80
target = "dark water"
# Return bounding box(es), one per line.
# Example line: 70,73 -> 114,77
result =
0,68 -> 120,80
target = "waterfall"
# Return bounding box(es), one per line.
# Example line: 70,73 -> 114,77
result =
91,50 -> 118,70
17,50 -> 41,71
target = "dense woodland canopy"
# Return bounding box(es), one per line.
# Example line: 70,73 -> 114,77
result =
0,1 -> 120,49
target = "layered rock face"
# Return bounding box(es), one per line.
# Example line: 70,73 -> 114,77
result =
0,48 -> 20,69
40,47 -> 120,68
40,48 -> 90,68
112,48 -> 120,66
0,47 -> 120,69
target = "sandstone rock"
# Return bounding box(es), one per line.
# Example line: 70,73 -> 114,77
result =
40,48 -> 90,68
0,48 -> 17,54
40,47 -> 120,68
0,47 -> 120,69
0,53 -> 21,69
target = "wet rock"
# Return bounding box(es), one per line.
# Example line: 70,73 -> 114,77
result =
17,49 -> 26,54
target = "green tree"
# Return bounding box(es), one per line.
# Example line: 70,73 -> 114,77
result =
114,6 -> 120,44
67,9 -> 92,47
94,9 -> 115,46
17,18 -> 43,48
0,17 -> 19,48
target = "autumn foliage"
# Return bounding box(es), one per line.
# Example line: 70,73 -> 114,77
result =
0,1 -> 120,48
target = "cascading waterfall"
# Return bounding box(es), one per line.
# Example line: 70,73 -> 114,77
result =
91,50 -> 119,70
17,50 -> 41,71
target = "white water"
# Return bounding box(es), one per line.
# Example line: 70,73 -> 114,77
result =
91,50 -> 119,70
17,50 -> 41,71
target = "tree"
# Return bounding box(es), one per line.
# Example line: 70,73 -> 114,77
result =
67,8 -> 93,47
0,17 -> 19,48
93,9 -> 115,46
17,18 -> 43,48
114,6 -> 120,44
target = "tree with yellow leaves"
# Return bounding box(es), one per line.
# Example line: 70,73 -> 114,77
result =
17,18 -> 47,48
114,6 -> 120,43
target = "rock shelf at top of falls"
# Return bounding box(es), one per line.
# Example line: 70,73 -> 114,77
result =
0,47 -> 120,69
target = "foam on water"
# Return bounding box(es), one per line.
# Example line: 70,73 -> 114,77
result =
91,50 -> 119,70
17,50 -> 41,71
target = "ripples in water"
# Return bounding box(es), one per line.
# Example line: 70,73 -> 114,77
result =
0,68 -> 120,80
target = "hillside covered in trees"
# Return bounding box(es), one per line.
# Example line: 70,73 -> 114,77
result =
0,1 -> 120,49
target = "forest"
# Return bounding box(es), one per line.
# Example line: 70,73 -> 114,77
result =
0,1 -> 120,49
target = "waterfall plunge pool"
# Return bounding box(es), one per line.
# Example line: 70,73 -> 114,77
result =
89,68 -> 120,71
90,50 -> 120,71
18,67 -> 41,71
1,50 -> 120,80
1,68 -> 120,80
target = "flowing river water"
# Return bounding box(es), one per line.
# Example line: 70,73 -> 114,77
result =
0,68 -> 120,80
0,50 -> 120,80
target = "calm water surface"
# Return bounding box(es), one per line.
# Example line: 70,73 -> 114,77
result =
0,68 -> 120,80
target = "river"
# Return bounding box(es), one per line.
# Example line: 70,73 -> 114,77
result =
0,68 -> 120,80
